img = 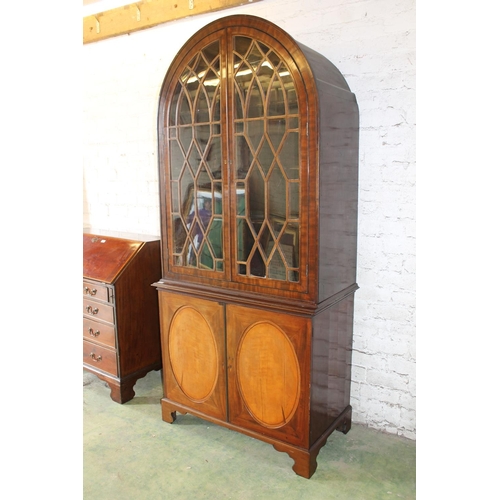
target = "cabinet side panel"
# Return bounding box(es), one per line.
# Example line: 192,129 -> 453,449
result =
317,81 -> 359,301
114,240 -> 162,375
310,293 -> 354,444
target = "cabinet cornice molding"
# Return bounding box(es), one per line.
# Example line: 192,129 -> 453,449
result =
83,0 -> 263,44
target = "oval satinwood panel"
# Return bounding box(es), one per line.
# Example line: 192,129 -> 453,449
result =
237,322 -> 300,428
169,307 -> 218,402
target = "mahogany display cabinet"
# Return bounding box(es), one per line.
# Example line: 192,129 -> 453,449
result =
154,15 -> 359,478
83,231 -> 162,403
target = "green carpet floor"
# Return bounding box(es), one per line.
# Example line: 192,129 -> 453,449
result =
83,369 -> 416,499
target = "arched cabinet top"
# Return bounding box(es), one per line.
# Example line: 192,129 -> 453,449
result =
158,15 -> 352,107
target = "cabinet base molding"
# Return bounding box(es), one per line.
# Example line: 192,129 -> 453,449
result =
161,398 -> 352,479
85,363 -> 161,404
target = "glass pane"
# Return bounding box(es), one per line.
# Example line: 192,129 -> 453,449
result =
208,217 -> 223,259
206,135 -> 221,179
172,215 -> 187,254
169,139 -> 184,181
195,88 -> 210,123
236,135 -> 253,179
236,183 -> 246,216
234,36 -> 252,58
250,247 -> 265,277
188,142 -> 202,174
179,86 -> 193,125
247,42 -> 264,68
179,125 -> 192,154
194,124 -> 210,150
267,76 -> 285,117
259,222 -> 272,260
268,118 -> 286,151
279,222 -> 299,268
279,131 -> 299,180
171,180 -> 179,213
196,168 -> 212,215
237,218 -> 254,262
169,82 -> 181,126
193,55 -> 209,85
268,166 -> 287,220
268,250 -> 286,281
280,69 -> 297,114
247,79 -> 264,119
258,62 -> 274,96
202,41 -> 219,64
212,85 -> 221,122
289,182 -> 299,219
179,171 -> 194,224
246,119 -> 264,152
234,63 -> 253,109
248,166 -> 265,225
213,184 -> 223,215
257,138 -> 274,177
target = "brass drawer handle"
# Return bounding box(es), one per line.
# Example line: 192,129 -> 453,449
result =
86,305 -> 99,315
84,287 -> 97,296
90,352 -> 102,362
88,327 -> 100,337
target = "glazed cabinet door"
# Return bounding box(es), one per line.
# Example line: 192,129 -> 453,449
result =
160,31 -> 229,281
158,291 -> 227,421
158,26 -> 313,298
226,304 -> 311,447
228,31 -> 309,294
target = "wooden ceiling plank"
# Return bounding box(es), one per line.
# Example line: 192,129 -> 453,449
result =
83,0 -> 263,44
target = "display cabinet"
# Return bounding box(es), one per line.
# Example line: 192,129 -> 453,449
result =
83,231 -> 162,403
154,15 -> 359,478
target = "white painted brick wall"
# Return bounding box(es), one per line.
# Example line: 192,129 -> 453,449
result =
83,0 -> 416,439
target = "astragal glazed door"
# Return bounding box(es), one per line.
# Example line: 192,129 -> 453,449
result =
159,26 -> 309,294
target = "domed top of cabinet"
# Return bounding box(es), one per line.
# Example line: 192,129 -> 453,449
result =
157,15 -> 359,311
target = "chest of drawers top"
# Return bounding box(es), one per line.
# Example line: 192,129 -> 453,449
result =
83,232 -> 148,284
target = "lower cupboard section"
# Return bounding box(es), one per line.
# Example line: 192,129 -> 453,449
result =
159,290 -> 311,447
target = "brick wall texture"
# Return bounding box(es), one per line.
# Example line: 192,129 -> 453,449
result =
83,0 -> 416,439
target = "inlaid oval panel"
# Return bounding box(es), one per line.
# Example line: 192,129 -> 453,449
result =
168,306 -> 218,402
236,322 -> 300,428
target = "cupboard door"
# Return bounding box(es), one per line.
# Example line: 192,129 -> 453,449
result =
159,291 -> 227,421
229,32 -> 308,292
161,33 -> 229,280
226,304 -> 311,447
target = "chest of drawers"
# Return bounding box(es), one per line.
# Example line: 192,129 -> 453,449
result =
83,231 -> 162,403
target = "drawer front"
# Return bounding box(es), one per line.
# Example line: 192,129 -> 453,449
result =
83,317 -> 116,348
83,299 -> 114,324
83,281 -> 111,303
83,340 -> 118,376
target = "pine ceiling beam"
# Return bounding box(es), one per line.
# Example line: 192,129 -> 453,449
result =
83,0 -> 263,44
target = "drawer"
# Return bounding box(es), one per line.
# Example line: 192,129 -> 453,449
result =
83,317 -> 116,348
83,298 -> 114,324
83,281 -> 112,303
83,340 -> 118,376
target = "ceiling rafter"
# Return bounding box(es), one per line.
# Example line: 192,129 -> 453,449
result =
83,0 -> 263,44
